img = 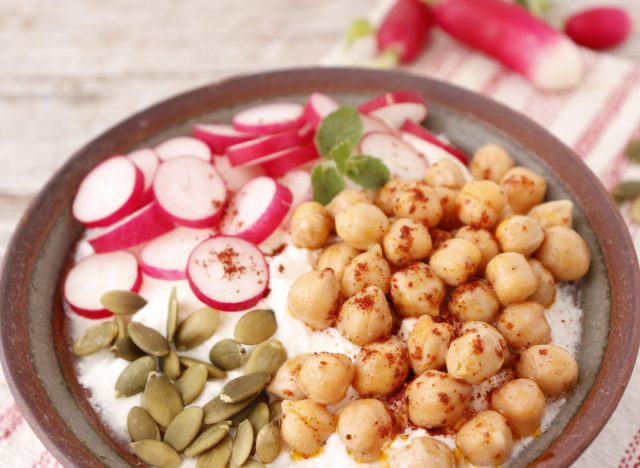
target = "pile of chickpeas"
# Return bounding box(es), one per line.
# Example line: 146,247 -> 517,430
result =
271,144 -> 590,467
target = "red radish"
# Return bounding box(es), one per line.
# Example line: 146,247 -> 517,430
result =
279,169 -> 312,226
88,202 -> 175,253
361,114 -> 393,135
565,7 -> 632,51
193,124 -> 256,154
401,119 -> 469,164
226,127 -> 313,167
187,236 -> 269,312
72,156 -> 144,228
377,0 -> 434,63
154,136 -> 212,162
303,93 -> 340,127
213,155 -> 264,192
64,251 -> 141,319
358,91 -> 428,129
140,227 -> 214,280
220,176 -> 292,244
359,131 -> 427,180
128,148 -> 160,204
401,132 -> 472,180
428,0 -> 583,90
233,103 -> 305,135
259,144 -> 319,178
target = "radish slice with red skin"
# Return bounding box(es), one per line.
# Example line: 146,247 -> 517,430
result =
361,114 -> 393,135
128,148 -> 160,204
358,91 -> 428,129
226,127 -> 313,167
377,0 -> 434,63
401,132 -> 472,181
153,156 -> 228,228
565,7 -> 632,51
279,169 -> 312,226
88,202 -> 175,253
401,119 -> 469,165
358,131 -> 427,180
220,176 -> 293,244
213,155 -> 264,192
154,136 -> 212,162
72,156 -> 144,228
64,251 -> 141,319
187,236 -> 269,312
233,103 -> 305,135
303,93 -> 340,127
260,144 -> 319,179
193,124 -> 256,154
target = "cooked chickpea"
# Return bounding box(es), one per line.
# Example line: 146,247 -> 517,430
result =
337,399 -> 394,461
456,410 -> 513,465
299,353 -> 354,405
495,215 -> 545,256
448,279 -> 501,323
268,353 -> 311,401
342,245 -> 391,297
455,226 -> 500,273
281,399 -> 336,456
535,226 -> 590,281
491,378 -> 546,438
457,321 -> 510,363
429,238 -> 482,286
498,202 -> 515,223
394,181 -> 443,227
456,180 -> 507,229
353,337 -> 410,397
516,344 -> 578,396
391,437 -> 455,468
486,252 -> 538,305
337,285 -> 393,346
376,178 -> 410,216
390,263 -> 445,318
316,242 -> 361,283
407,370 -> 471,429
528,200 -> 574,229
290,202 -> 334,249
427,229 -> 452,259
500,166 -> 547,214
497,302 -> 551,350
425,159 -> 466,189
446,326 -> 505,384
470,144 -> 515,182
383,218 -> 432,267
335,203 -> 389,250
407,316 -> 454,374
288,269 -> 340,329
527,258 -> 556,307
327,189 -> 373,218
434,187 -> 460,230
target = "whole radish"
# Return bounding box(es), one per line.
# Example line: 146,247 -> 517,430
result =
565,7 -> 632,51
377,0 -> 435,63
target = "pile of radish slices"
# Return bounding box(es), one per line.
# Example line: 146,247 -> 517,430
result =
64,90 -> 469,317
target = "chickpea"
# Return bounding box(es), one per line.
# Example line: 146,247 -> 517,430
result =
527,258 -> 556,307
335,203 -> 389,250
434,187 -> 460,230
491,378 -> 546,438
327,189 -> 373,218
407,316 -> 454,374
498,202 -> 515,223
353,337 -> 410,397
516,344 -> 578,396
535,226 -> 590,281
268,353 -> 311,401
486,252 -> 538,305
455,226 -> 500,273
446,326 -> 505,384
457,321 -> 510,364
448,279 -> 500,322
383,218 -> 432,267
429,238 -> 482,286
427,229 -> 452,259
281,399 -> 335,456
316,242 -> 361,283
456,410 -> 513,465
528,200 -> 574,229
456,180 -> 507,229
470,144 -> 515,182
290,202 -> 334,249
391,437 -> 455,468
288,268 -> 340,329
407,370 -> 472,429
394,181 -> 443,227
337,285 -> 393,346
299,353 -> 354,405
500,166 -> 547,214
497,302 -> 551,350
390,263 -> 445,318
342,244 -> 391,297
376,178 -> 410,216
337,399 -> 394,461
425,159 -> 466,189
495,215 -> 545,257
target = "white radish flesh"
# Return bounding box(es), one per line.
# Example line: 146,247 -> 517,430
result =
154,136 -> 212,162
401,119 -> 469,164
358,131 -> 427,180
226,127 -> 312,167
279,169 -> 312,227
192,124 -> 256,154
358,91 -> 428,129
401,132 -> 472,180
259,144 -> 319,179
361,114 -> 393,135
233,103 -> 305,135
304,93 -> 340,127
128,148 -> 160,204
213,155 -> 264,192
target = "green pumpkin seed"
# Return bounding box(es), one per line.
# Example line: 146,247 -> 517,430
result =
209,339 -> 246,370
175,307 -> 220,351
175,364 -> 208,405
72,321 -> 118,357
129,322 -> 169,357
230,393 -> 267,427
269,401 -> 282,423
100,290 -> 147,315
614,180 -> 640,203
231,419 -> 254,466
196,434 -> 232,468
179,356 -> 226,379
110,336 -> 145,361
114,315 -> 127,341
164,406 -> 204,452
244,339 -> 287,377
234,309 -> 277,345
162,348 -> 181,381
184,422 -> 230,457
127,406 -> 160,442
626,139 -> 640,163
632,198 -> 640,224
167,287 -> 178,344
220,373 -> 271,403
233,460 -> 266,468
115,355 -> 156,397
248,402 -> 270,434
142,372 -> 183,428
255,421 -> 281,463
203,395 -> 258,425
130,440 -> 181,468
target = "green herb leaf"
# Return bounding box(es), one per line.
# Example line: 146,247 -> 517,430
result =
315,107 -> 363,158
515,0 -> 550,16
345,19 -> 374,48
626,139 -> 640,163
345,155 -> 391,189
311,162 -> 346,205
613,180 -> 640,203
330,141 -> 353,173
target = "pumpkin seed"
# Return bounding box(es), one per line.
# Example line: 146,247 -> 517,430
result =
231,419 -> 253,466
234,309 -> 277,345
114,315 -> 127,341
115,355 -> 156,397
130,440 -> 181,468
209,339 -> 246,370
248,402 -> 270,434
627,139 -> 640,163
184,422 -> 230,457
196,434 -> 232,468
614,180 -> 640,203
234,460 -> 266,468
255,421 -> 281,463
100,290 -> 147,315
127,406 -> 160,442
632,198 -> 640,224
162,348 -> 181,381
176,364 -> 208,405
229,393 -> 266,427
203,395 -> 258,425
220,373 -> 271,403
110,336 -> 145,361
72,321 -> 118,357
244,339 -> 287,377
179,356 -> 226,379
129,322 -> 170,357
269,401 -> 282,423
167,287 -> 178,344
164,406 -> 204,452
175,307 -> 219,351
142,372 -> 183,428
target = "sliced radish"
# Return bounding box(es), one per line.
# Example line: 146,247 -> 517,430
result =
260,144 -> 319,179
220,176 -> 292,244
377,0 -> 434,64
401,119 -> 469,165
64,251 -> 141,319
140,227 -> 214,280
154,136 -> 212,162
72,155 -> 144,228
359,131 -> 427,180
187,236 -> 269,312
233,103 -> 305,135
304,93 -> 340,127
358,91 -> 428,129
193,124 -> 256,154
401,131 -> 472,180
226,127 -> 313,167
88,202 -> 175,253
153,156 -> 227,228
213,155 -> 264,192
128,148 -> 160,204
361,114 -> 393,135
279,169 -> 312,226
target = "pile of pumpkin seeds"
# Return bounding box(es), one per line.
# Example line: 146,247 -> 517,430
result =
613,138 -> 640,222
72,289 -> 286,468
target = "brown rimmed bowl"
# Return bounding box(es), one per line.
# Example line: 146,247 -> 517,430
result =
0,68 -> 638,467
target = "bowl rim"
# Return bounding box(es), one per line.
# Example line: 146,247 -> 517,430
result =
1,67 -> 638,467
